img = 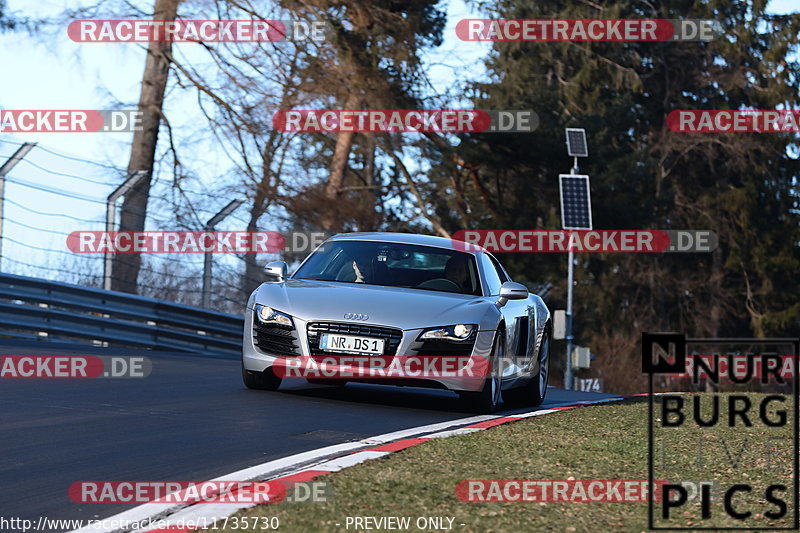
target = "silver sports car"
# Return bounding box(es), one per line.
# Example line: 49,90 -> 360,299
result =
242,232 -> 551,413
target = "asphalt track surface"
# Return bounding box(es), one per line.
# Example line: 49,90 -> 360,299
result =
0,341 -> 620,531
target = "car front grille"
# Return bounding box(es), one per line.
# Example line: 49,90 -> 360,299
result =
307,322 -> 403,358
253,321 -> 300,356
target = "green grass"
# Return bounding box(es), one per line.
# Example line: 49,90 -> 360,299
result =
212,395 -> 795,533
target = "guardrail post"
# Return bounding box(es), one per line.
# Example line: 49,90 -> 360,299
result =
0,143 -> 37,271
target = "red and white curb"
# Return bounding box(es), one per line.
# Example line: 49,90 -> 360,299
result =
70,395 -> 631,533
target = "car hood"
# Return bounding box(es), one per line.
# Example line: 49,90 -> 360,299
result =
251,278 -> 493,330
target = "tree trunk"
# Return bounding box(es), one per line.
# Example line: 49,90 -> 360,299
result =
111,0 -> 181,293
242,204 -> 266,297
242,182 -> 269,297
320,93 -> 360,230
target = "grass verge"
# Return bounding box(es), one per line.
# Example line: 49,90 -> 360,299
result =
214,394 -> 795,533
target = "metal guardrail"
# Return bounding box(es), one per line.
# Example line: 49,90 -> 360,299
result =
0,272 -> 244,356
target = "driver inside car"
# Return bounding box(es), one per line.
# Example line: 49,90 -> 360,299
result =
355,257 -> 395,284
444,255 -> 469,292
343,248 -> 375,284
352,258 -> 370,283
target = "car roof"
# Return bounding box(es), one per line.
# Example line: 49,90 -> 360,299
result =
328,232 -> 486,253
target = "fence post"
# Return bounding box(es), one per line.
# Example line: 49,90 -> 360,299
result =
0,142 -> 37,271
104,171 -> 147,291
202,199 -> 243,308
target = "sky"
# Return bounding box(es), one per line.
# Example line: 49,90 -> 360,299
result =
0,0 -> 796,286
0,0 -> 490,287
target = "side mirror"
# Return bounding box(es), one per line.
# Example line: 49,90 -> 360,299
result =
264,260 -> 288,282
497,281 -> 529,307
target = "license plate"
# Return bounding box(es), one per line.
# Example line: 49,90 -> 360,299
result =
320,334 -> 385,355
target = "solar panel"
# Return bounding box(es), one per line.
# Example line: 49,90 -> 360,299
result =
559,174 -> 593,230
565,128 -> 588,157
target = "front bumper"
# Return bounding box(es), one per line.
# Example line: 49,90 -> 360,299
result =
242,310 -> 495,392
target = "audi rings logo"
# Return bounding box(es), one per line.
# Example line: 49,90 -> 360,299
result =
343,313 -> 369,321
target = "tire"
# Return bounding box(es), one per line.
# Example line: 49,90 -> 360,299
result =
242,364 -> 282,391
307,378 -> 348,386
459,329 -> 503,414
504,329 -> 550,407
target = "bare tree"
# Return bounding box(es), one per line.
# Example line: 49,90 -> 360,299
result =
112,0 -> 183,293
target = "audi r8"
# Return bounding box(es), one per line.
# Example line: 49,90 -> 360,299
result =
242,232 -> 551,413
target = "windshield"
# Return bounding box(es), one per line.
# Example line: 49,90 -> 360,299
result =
293,240 -> 482,295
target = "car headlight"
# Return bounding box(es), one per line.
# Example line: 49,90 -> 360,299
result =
418,324 -> 476,342
254,304 -> 293,327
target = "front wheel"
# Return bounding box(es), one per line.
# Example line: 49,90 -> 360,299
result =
242,364 -> 282,391
505,330 -> 550,407
459,330 -> 503,414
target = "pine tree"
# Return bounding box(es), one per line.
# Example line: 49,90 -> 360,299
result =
428,0 -> 800,391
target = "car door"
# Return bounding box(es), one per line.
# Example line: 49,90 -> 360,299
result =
479,253 -> 535,378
